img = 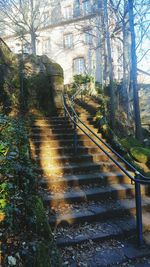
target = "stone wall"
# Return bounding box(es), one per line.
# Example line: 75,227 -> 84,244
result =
0,38 -> 20,114
23,54 -> 64,114
139,84 -> 150,124
0,38 -> 64,115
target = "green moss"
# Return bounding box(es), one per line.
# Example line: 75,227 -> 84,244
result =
101,124 -> 113,140
35,242 -> 52,267
52,63 -> 63,73
52,75 -> 63,85
124,153 -> 144,174
33,241 -> 62,267
120,137 -> 142,151
130,147 -> 150,164
27,196 -> 52,239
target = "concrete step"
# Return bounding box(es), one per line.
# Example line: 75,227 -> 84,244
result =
30,126 -> 100,136
59,234 -> 150,266
56,215 -> 150,247
35,161 -> 122,175
29,138 -> 110,149
33,153 -> 115,165
30,145 -> 111,156
29,133 -> 90,140
42,184 -> 147,205
48,197 -> 150,226
39,172 -> 131,188
30,124 -> 73,133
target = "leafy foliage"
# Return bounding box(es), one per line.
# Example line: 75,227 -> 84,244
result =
0,39 -> 20,114
120,137 -> 142,150
130,147 -> 150,164
0,114 -> 61,266
73,74 -> 94,85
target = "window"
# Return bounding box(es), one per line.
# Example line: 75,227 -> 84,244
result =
51,4 -> 61,24
43,12 -> 50,27
73,0 -> 80,17
64,34 -> 73,49
73,57 -> 85,74
85,29 -> 92,44
64,6 -> 72,19
83,0 -> 91,15
43,38 -> 51,54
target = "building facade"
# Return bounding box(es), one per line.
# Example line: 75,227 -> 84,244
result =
1,0 -> 122,85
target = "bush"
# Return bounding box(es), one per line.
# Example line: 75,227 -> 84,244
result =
130,147 -> 150,164
26,196 -> 52,239
120,137 -> 142,151
73,74 -> 94,85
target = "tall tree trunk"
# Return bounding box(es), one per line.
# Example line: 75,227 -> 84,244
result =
128,0 -> 142,141
122,0 -> 130,117
103,0 -> 115,129
30,0 -> 36,55
31,30 -> 36,55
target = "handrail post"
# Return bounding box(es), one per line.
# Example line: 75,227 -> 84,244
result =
64,95 -> 67,119
73,113 -> 77,153
134,171 -> 143,246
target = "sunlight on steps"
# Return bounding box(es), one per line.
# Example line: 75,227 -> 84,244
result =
30,118 -> 78,226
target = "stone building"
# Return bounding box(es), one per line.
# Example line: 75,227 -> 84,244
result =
0,0 -> 122,85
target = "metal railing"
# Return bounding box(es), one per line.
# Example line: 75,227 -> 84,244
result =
71,83 -> 85,102
62,93 -> 150,247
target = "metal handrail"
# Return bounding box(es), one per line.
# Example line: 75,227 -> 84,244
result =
70,100 -> 150,184
62,92 -> 150,246
64,94 -> 150,184
71,83 -> 87,101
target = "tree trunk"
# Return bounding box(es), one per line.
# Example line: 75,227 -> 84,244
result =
128,0 -> 142,141
30,0 -> 36,55
103,0 -> 115,129
31,30 -> 36,55
122,0 -> 130,117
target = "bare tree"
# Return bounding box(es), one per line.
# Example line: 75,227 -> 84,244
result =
103,0 -> 116,129
0,0 -> 47,54
109,0 -> 149,139
128,0 -> 142,141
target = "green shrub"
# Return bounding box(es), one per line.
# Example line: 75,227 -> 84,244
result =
120,137 -> 142,151
26,195 -> 52,239
130,147 -> 150,164
73,74 -> 94,85
35,242 -> 52,267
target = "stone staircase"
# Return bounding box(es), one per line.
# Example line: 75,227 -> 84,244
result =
29,98 -> 150,266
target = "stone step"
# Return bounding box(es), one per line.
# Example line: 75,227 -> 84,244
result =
48,197 -> 150,226
39,172 -> 131,188
29,133 -> 90,140
33,116 -> 68,121
30,145 -> 109,155
33,152 -> 116,165
30,121 -> 70,128
43,184 -> 146,206
59,234 -> 150,267
30,131 -> 104,141
29,138 -> 110,149
56,214 -> 150,247
42,184 -> 147,205
30,126 -> 100,136
35,161 -> 122,175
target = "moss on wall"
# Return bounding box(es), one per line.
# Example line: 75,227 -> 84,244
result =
26,195 -> 62,267
0,40 -> 64,115
120,137 -> 142,150
0,38 -> 20,114
26,195 -> 52,239
130,147 -> 150,164
23,54 -> 64,114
